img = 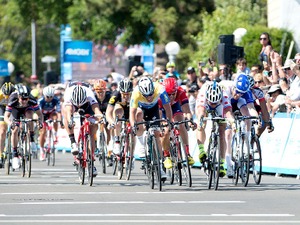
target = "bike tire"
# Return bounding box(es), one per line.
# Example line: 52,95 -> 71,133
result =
175,141 -> 183,186
145,136 -> 154,189
24,135 -> 31,178
240,135 -> 250,187
78,140 -> 85,185
86,135 -> 94,186
213,133 -> 220,190
51,148 -> 55,166
252,136 -> 262,185
117,136 -> 125,180
180,142 -> 192,188
152,136 -> 162,191
168,143 -> 176,185
98,132 -> 106,174
125,133 -> 134,181
207,136 -> 213,189
231,134 -> 239,185
5,132 -> 12,175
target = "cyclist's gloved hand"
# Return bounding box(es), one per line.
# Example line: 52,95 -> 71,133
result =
60,121 -> 64,129
38,120 -> 43,129
267,119 -> 274,133
68,120 -> 75,129
10,122 -> 16,130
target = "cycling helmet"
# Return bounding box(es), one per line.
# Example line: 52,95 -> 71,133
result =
17,85 -> 30,98
235,73 -> 250,93
138,76 -> 154,97
247,75 -> 255,88
43,86 -> 55,98
70,85 -> 87,106
1,82 -> 15,96
30,89 -> 39,98
163,78 -> 177,94
93,79 -> 106,91
206,82 -> 222,103
119,78 -> 133,93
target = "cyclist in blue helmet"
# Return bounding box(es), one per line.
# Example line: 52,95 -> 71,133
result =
235,73 -> 250,93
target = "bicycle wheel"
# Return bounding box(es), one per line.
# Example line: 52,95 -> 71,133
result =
125,133 -> 134,181
180,142 -> 192,187
98,132 -> 106,174
23,134 -> 31,178
4,131 -> 12,175
174,140 -> 183,186
51,147 -> 55,166
168,143 -> 176,185
49,129 -> 55,166
240,135 -> 250,187
145,136 -> 154,189
78,140 -> 85,185
117,136 -> 125,180
251,136 -> 262,185
231,133 -> 239,185
212,133 -> 220,190
86,135 -> 94,186
207,135 -> 214,189
151,136 -> 162,191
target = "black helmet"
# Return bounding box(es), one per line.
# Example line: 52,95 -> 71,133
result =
119,78 -> 133,93
17,85 -> 30,98
1,82 -> 15,96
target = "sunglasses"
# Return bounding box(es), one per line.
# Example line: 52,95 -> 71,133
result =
168,92 -> 177,96
255,80 -> 263,84
260,37 -> 267,40
21,97 -> 29,100
284,68 -> 291,71
46,96 -> 53,99
96,90 -> 105,94
121,92 -> 131,96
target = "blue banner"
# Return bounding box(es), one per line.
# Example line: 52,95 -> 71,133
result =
63,41 -> 92,63
0,59 -> 9,76
60,24 -> 72,83
141,40 -> 154,74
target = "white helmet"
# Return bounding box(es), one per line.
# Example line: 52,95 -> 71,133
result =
206,82 -> 222,103
138,77 -> 154,96
70,85 -> 87,106
43,86 -> 55,98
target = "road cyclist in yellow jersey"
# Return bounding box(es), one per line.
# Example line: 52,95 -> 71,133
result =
129,76 -> 173,180
0,82 -> 16,168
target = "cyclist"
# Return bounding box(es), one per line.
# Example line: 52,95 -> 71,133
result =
38,86 -> 63,161
106,78 -> 133,155
0,82 -> 15,167
160,77 -> 195,169
218,73 -> 259,177
93,79 -> 112,164
247,75 -> 274,136
63,82 -> 102,177
129,76 -> 173,179
4,84 -> 43,169
196,81 -> 235,177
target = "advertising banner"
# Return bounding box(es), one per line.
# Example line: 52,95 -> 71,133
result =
0,59 -> 9,76
64,41 -> 93,63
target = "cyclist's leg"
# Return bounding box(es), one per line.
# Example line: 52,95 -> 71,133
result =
50,112 -> 58,140
133,108 -> 145,158
39,114 -> 47,156
112,105 -> 124,155
196,106 -> 207,163
0,106 -> 7,166
25,109 -> 37,152
63,105 -> 78,155
219,123 -> 227,177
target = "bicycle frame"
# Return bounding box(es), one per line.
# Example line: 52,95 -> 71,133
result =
43,119 -> 57,166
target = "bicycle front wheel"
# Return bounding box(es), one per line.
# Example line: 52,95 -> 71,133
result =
4,132 -> 12,175
125,133 -> 134,181
240,135 -> 250,187
151,136 -> 162,191
98,132 -> 106,174
23,134 -> 31,178
251,136 -> 262,185
180,143 -> 192,187
86,135 -> 94,186
78,140 -> 85,185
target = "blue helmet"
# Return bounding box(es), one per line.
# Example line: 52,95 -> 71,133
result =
235,73 -> 250,93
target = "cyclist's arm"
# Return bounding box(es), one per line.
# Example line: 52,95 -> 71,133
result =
181,103 -> 192,120
106,104 -> 115,125
162,102 -> 172,122
129,107 -> 137,128
91,103 -> 102,118
247,102 -> 259,117
4,110 -> 12,126
35,109 -> 44,124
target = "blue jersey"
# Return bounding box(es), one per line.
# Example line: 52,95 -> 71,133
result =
38,96 -> 61,114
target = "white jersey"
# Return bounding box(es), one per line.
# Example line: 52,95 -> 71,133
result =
63,85 -> 98,106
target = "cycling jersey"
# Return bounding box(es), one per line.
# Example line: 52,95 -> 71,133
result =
130,82 -> 170,109
108,91 -> 130,108
64,85 -> 98,107
95,91 -> 111,114
250,87 -> 265,102
0,90 -> 9,106
6,92 -> 39,112
38,96 -> 61,115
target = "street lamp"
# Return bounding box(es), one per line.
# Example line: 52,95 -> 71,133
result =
165,41 -> 180,62
42,55 -> 56,71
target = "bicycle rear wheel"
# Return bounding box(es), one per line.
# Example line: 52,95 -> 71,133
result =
231,134 -> 239,185
145,136 -> 154,189
23,134 -> 31,178
251,136 -> 262,185
168,143 -> 176,185
117,136 -> 125,180
151,136 -> 162,191
240,135 -> 250,187
125,133 -> 134,181
86,135 -> 94,186
212,134 -> 220,190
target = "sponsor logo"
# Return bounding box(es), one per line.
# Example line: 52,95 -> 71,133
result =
65,48 -> 90,56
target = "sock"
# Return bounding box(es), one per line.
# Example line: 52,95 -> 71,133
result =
69,134 -> 76,144
136,135 -> 144,145
185,145 -> 190,155
198,143 -> 204,151
226,154 -> 232,167
114,136 -> 120,143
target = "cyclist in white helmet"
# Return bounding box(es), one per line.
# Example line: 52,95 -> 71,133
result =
38,86 -> 63,161
63,81 -> 103,177
196,80 -> 235,178
129,76 -> 173,180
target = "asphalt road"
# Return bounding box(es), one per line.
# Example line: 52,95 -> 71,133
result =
1,152 -> 300,225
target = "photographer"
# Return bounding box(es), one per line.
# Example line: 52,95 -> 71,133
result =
128,64 -> 145,87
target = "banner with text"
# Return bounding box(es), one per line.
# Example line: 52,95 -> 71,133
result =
64,41 -> 93,63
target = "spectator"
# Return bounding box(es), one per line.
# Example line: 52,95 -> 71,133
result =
166,62 -> 180,79
267,84 -> 286,118
279,77 -> 289,94
128,64 -> 145,80
293,53 -> 300,65
186,67 -> 199,88
250,64 -> 263,77
187,85 -> 199,119
236,58 -> 250,75
259,32 -> 273,67
219,64 -> 232,80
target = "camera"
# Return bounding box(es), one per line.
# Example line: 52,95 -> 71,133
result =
133,70 -> 143,77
